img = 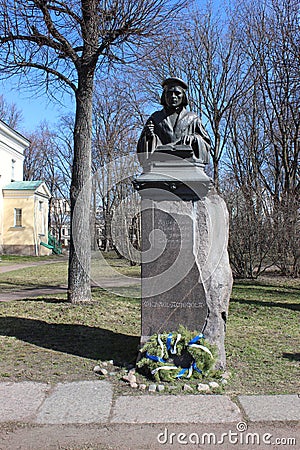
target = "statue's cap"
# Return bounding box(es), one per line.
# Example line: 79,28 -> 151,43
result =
162,77 -> 188,90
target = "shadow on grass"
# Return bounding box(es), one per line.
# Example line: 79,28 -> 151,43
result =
0,316 -> 140,364
282,352 -> 300,362
20,296 -> 67,303
234,283 -> 300,295
230,297 -> 300,312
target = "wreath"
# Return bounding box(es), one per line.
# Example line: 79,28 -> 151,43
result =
137,325 -> 218,382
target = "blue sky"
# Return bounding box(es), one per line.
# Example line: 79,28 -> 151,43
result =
0,0 -> 225,134
0,78 -> 75,133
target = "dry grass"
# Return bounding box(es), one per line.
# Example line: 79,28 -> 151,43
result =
0,257 -> 299,394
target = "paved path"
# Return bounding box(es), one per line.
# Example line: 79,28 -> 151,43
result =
0,259 -> 140,301
0,278 -> 139,301
0,258 -> 67,274
0,381 -> 299,449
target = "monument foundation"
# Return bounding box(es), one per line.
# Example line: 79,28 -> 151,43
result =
134,155 -> 232,368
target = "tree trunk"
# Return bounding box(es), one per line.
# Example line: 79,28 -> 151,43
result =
213,156 -> 219,192
68,72 -> 94,303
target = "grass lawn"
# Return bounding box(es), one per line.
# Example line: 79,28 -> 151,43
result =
226,278 -> 299,394
0,256 -> 299,395
0,254 -> 64,266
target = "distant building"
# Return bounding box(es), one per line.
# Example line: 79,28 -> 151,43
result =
0,120 -> 51,256
50,198 -> 71,248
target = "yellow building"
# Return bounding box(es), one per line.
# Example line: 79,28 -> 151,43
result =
2,181 -> 51,256
0,120 -> 51,256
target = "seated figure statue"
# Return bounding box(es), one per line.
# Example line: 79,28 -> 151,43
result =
137,77 -> 211,167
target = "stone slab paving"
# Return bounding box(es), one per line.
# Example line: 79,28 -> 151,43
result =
1,381 -> 299,428
238,395 -> 300,422
0,381 -> 49,422
35,380 -> 113,424
111,395 -> 242,423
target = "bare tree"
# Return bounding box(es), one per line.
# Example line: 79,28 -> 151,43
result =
24,121 -> 71,197
0,94 -> 23,129
24,120 -> 72,244
92,76 -> 140,256
183,5 -> 252,190
0,0 -> 186,302
225,0 -> 300,277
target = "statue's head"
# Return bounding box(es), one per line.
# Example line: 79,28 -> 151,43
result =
160,77 -> 188,107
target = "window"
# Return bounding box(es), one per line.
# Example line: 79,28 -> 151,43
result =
14,208 -> 22,227
39,201 -> 43,211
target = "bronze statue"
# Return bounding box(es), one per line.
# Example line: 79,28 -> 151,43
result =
137,77 -> 211,167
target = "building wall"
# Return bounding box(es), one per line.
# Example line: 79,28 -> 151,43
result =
2,195 -> 34,255
0,120 -> 28,252
2,190 -> 50,256
0,123 -> 25,185
34,193 -> 50,256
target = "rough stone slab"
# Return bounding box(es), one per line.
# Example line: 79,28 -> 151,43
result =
0,382 -> 49,422
239,395 -> 300,422
35,381 -> 112,424
139,190 -> 232,369
111,395 -> 241,423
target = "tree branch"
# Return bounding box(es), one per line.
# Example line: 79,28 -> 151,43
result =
32,0 -> 79,64
17,60 -> 77,91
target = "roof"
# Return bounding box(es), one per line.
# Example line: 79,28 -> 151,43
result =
3,181 -> 44,190
0,119 -> 31,147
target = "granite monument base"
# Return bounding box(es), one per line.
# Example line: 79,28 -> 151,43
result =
134,158 -> 232,368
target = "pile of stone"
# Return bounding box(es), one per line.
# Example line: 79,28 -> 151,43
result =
94,362 -> 231,394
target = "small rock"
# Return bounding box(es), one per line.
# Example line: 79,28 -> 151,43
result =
130,382 -> 138,389
183,384 -> 194,392
128,373 -> 137,384
128,368 -> 136,375
157,384 -> 165,392
139,384 -> 147,390
109,372 -> 116,377
102,361 -> 108,367
122,373 -> 137,384
108,360 -> 114,365
197,383 -> 210,392
93,366 -> 108,376
148,384 -> 157,392
221,378 -> 228,385
221,371 -> 231,380
209,381 -> 220,389
94,366 -> 108,376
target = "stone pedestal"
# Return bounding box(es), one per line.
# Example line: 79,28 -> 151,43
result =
134,154 -> 232,368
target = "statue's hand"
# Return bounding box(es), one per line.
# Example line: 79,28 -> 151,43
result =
181,135 -> 195,146
144,120 -> 155,138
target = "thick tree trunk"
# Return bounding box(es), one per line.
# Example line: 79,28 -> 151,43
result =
68,72 -> 94,303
